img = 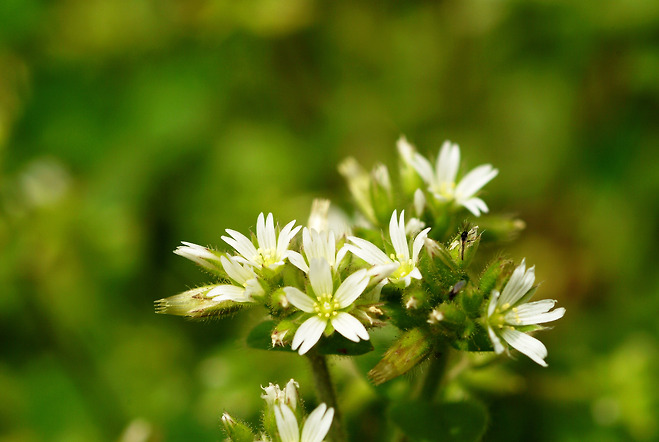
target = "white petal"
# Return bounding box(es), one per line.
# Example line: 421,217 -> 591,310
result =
275,404 -> 300,442
397,136 -> 415,163
288,251 -> 309,273
335,245 -> 348,269
222,229 -> 258,263
277,219 -> 300,258
455,164 -> 498,199
333,269 -> 369,308
459,197 -> 489,216
504,300 -> 565,326
284,287 -> 316,313
331,312 -> 369,342
292,316 -> 327,355
302,403 -> 334,442
488,290 -> 500,317
207,285 -> 248,303
435,141 -> 460,185
389,210 -> 409,260
258,213 -> 276,252
499,260 -> 535,307
220,256 -> 255,285
346,237 -> 391,265
410,153 -> 436,185
309,258 -> 333,297
413,188 -> 426,216
487,325 -> 505,354
500,328 -> 548,367
412,227 -> 431,263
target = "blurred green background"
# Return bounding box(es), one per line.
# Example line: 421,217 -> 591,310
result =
1,0 -> 658,441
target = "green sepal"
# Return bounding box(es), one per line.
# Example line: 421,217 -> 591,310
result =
390,400 -> 488,442
461,285 -> 484,317
451,322 -> 494,352
154,286 -> 243,319
368,327 -> 433,385
221,413 -> 256,442
479,258 -> 513,296
246,321 -> 296,353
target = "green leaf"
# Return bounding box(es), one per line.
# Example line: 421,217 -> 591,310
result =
246,321 -> 295,353
390,400 -> 488,442
316,332 -> 374,356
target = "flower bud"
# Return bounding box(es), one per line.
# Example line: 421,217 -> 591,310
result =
460,285 -> 484,317
271,319 -> 295,347
339,157 -> 377,224
221,413 -> 255,442
428,303 -> 466,333
479,258 -> 514,296
478,214 -> 526,242
397,136 -> 425,196
371,163 -> 394,225
154,286 -> 241,319
448,226 -> 481,268
368,328 -> 433,385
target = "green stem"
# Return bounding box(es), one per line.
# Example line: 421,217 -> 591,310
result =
415,342 -> 450,402
307,352 -> 347,442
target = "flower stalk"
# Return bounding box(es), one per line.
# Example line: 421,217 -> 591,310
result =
307,351 -> 347,442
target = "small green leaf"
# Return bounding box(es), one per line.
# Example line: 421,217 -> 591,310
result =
246,321 -> 295,353
316,333 -> 374,356
390,400 -> 488,442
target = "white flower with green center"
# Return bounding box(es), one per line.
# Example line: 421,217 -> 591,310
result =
284,259 -> 370,355
274,402 -> 334,442
346,210 -> 431,287
205,256 -> 264,303
397,137 -> 498,216
486,259 -> 566,366
221,212 -> 301,270
288,228 -> 348,274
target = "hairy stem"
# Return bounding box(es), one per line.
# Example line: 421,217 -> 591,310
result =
415,342 -> 450,402
307,352 -> 347,442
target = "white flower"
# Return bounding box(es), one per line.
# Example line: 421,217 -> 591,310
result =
221,213 -> 301,270
205,256 -> 264,303
486,259 -> 566,366
288,228 -> 348,274
275,402 -> 334,442
398,137 -> 498,216
261,379 -> 299,411
284,259 -> 370,355
346,210 -> 431,287
174,241 -> 223,271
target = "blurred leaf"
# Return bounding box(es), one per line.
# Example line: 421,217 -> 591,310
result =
390,400 -> 488,442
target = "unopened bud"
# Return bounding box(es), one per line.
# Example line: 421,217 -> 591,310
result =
460,285 -> 484,317
448,226 -> 481,268
479,258 -> 514,296
339,157 -> 377,224
154,286 -> 241,319
478,214 -> 526,242
221,413 -> 254,442
271,320 -> 295,347
368,328 -> 432,385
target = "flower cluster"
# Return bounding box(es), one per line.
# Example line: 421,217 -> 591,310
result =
158,137 -> 565,411
222,379 -> 334,442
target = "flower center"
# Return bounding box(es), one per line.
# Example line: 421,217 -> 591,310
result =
431,181 -> 455,200
256,247 -> 279,267
389,254 -> 415,280
314,293 -> 340,319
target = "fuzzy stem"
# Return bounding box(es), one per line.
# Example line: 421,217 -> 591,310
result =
415,342 -> 450,402
307,352 -> 347,442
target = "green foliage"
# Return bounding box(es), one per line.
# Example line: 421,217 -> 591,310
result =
390,400 -> 488,442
